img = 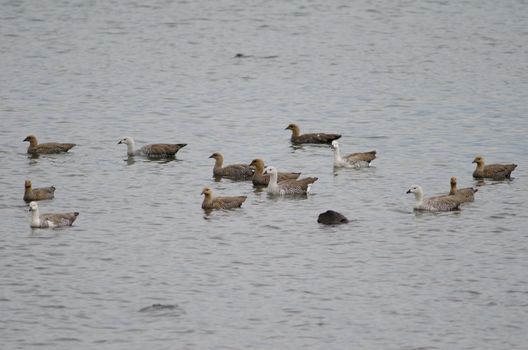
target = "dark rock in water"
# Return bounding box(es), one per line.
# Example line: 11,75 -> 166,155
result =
317,210 -> 349,225
234,53 -> 252,58
139,304 -> 178,312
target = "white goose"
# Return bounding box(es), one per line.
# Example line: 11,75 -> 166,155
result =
118,136 -> 186,158
331,140 -> 376,168
406,185 -> 460,212
263,166 -> 318,195
28,201 -> 79,228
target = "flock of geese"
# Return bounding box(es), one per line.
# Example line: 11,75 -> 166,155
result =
22,123 -> 517,228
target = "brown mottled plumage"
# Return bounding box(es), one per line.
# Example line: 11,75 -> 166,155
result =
209,152 -> 254,180
249,158 -> 301,186
331,140 -> 376,168
118,136 -> 186,158
449,176 -> 477,203
23,135 -> 75,155
472,156 -> 517,180
201,187 -> 247,210
28,201 -> 79,228
23,180 -> 55,202
263,166 -> 318,195
407,185 -> 460,211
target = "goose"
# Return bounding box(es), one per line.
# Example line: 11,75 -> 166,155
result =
449,176 -> 477,203
285,123 -> 341,144
249,158 -> 301,186
28,201 -> 79,228
331,140 -> 376,168
263,166 -> 318,195
209,152 -> 254,180
201,187 -> 247,209
118,136 -> 186,158
23,134 -> 75,154
472,156 -> 517,180
406,185 -> 460,211
317,210 -> 349,225
23,180 -> 55,202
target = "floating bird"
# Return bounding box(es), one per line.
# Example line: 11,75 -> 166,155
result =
263,166 -> 318,195
201,187 -> 247,209
249,158 -> 301,186
406,185 -> 460,211
317,210 -> 349,225
118,136 -> 186,158
285,123 -> 341,144
23,180 -> 55,202
209,152 -> 254,180
331,140 -> 376,168
28,201 -> 79,228
449,176 -> 477,203
23,134 -> 75,155
472,156 -> 517,180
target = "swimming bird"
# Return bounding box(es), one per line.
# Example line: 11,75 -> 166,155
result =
23,134 -> 75,155
472,156 -> 517,180
406,185 -> 460,211
317,210 -> 349,225
209,152 -> 254,180
118,136 -> 186,158
331,140 -> 376,168
285,123 -> 341,144
249,158 -> 301,186
23,180 -> 55,202
263,166 -> 318,195
449,176 -> 477,203
201,187 -> 247,209
28,201 -> 79,228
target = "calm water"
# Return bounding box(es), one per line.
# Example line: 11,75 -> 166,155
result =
1,0 -> 528,349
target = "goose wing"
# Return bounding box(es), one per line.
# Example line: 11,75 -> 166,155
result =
33,142 -> 75,154
344,150 -> 377,163
213,196 -> 247,209
141,143 -> 187,157
293,133 -> 341,144
40,212 -> 79,227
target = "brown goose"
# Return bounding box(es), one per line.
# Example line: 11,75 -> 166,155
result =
285,123 -> 341,144
263,166 -> 318,195
249,158 -> 301,186
28,201 -> 79,228
331,140 -> 376,168
23,134 -> 75,155
201,187 -> 247,209
118,136 -> 186,158
472,156 -> 517,180
23,180 -> 55,202
449,176 -> 477,203
209,152 -> 254,180
406,185 -> 460,211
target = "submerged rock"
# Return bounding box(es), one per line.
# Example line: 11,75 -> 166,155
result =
317,210 -> 349,225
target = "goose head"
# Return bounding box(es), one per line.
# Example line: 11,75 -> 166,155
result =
331,140 -> 339,150
472,156 -> 484,165
249,158 -> 265,172
23,134 -> 37,145
201,187 -> 213,197
209,152 -> 223,160
285,123 -> 300,136
25,180 -> 32,189
406,185 -> 423,195
263,166 -> 277,176
28,201 -> 39,212
118,136 -> 134,145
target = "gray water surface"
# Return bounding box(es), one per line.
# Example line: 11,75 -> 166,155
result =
1,0 -> 528,349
